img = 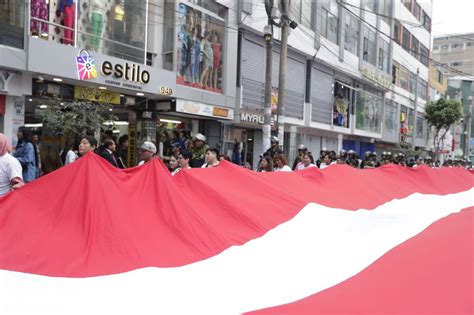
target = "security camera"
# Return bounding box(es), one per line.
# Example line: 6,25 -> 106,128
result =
289,20 -> 298,29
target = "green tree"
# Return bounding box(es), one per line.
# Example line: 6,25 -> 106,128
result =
41,101 -> 117,137
425,98 -> 463,155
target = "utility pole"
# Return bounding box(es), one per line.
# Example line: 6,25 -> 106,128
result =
464,96 -> 473,160
411,68 -> 420,149
263,0 -> 274,153
277,0 -> 289,149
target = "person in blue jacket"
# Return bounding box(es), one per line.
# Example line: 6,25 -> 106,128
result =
13,126 -> 38,182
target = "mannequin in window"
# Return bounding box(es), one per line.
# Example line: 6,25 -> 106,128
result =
31,0 -> 49,37
108,0 -> 126,57
89,0 -> 104,52
211,33 -> 222,90
200,32 -> 213,88
59,0 -> 75,45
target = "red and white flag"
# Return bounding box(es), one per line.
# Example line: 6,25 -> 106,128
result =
0,153 -> 473,314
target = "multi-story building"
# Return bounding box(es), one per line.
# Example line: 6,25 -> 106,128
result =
0,0 -> 239,169
432,33 -> 474,77
232,0 -> 432,166
0,0 -> 434,171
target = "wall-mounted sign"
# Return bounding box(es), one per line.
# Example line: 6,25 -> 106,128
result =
240,111 -> 264,124
74,86 -> 121,105
101,61 -> 150,84
176,99 -> 234,120
159,86 -> 173,96
76,50 -> 98,81
362,66 -> 392,90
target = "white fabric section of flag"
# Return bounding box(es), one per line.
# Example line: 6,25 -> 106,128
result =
1,189 -> 473,315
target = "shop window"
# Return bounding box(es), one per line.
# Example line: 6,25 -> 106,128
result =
162,0 -> 176,71
344,10 -> 359,56
355,90 -> 383,134
0,0 -> 25,49
176,1 -> 226,94
384,101 -> 397,134
416,115 -> 424,138
327,11 -> 339,44
333,82 -> 352,128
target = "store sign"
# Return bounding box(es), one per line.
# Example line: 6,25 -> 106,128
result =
240,112 -> 264,124
76,50 -> 98,80
362,66 -> 392,90
74,86 -> 121,105
176,99 -> 234,120
75,50 -> 150,88
128,123 -> 137,167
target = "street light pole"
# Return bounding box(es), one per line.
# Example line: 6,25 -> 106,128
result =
263,1 -> 274,153
465,96 -> 473,160
277,0 -> 289,149
411,68 -> 420,149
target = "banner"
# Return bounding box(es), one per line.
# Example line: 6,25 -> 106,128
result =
74,86 -> 121,105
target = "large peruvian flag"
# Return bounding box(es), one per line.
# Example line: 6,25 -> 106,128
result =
0,153 -> 473,314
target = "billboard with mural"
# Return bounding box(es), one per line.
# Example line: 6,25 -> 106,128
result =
176,2 -> 225,93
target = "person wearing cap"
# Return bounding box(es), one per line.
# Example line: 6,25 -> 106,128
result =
361,151 -> 373,169
292,144 -> 307,170
138,141 -> 157,166
202,148 -> 220,168
264,136 -> 283,159
316,147 -> 329,168
191,133 -> 209,168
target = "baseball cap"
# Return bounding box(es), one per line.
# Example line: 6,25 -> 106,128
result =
193,133 -> 206,142
140,141 -> 157,154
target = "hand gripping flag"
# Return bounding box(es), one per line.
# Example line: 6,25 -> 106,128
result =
0,153 -> 473,314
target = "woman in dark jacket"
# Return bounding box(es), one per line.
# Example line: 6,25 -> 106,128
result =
13,126 -> 38,182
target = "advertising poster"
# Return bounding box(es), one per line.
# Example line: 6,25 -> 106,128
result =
176,2 -> 225,93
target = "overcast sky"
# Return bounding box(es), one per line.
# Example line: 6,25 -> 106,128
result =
430,0 -> 474,36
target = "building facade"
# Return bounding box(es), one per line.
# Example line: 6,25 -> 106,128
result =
0,0 -> 239,169
432,33 -> 474,77
234,0 -> 432,166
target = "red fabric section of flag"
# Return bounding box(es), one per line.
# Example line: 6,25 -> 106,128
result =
0,153 -> 472,277
248,207 -> 474,315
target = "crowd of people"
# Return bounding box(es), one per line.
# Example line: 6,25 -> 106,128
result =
1,127 -> 472,197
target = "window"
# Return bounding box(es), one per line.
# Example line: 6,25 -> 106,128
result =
378,48 -> 384,71
467,42 -> 473,47
416,115 -> 424,138
394,21 -> 401,44
437,70 -> 444,83
413,3 -> 421,20
399,66 -> 409,90
433,45 -> 439,50
363,37 -> 369,62
422,12 -> 431,31
442,45 -> 449,49
418,80 -> 427,100
0,0 -> 25,49
392,63 -> 399,84
290,0 -> 302,24
362,26 -> 377,65
452,43 -> 460,49
410,72 -> 417,93
327,11 -> 339,44
344,10 -> 359,55
419,45 -> 428,66
365,0 -> 377,12
403,0 -> 413,11
452,61 -> 463,66
411,37 -> 419,58
402,27 -> 410,51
